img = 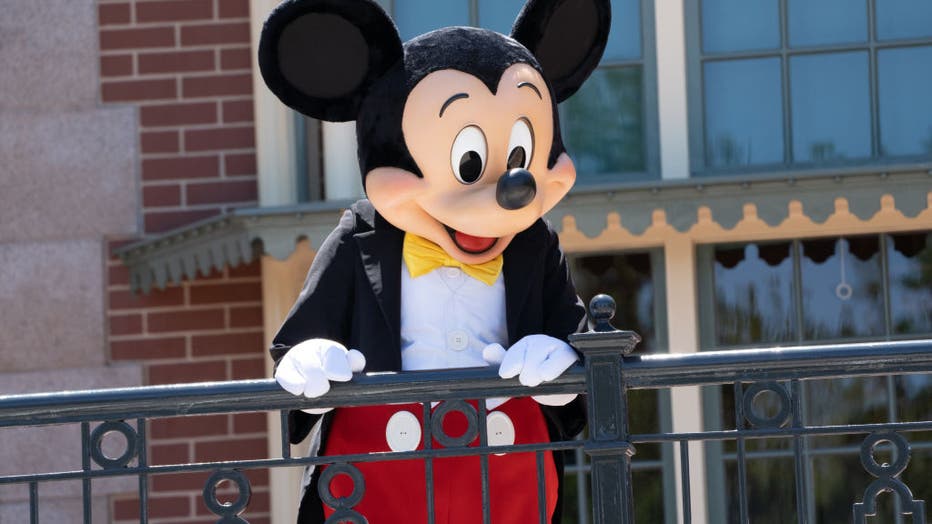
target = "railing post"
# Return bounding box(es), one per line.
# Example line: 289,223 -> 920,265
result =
570,294 -> 641,524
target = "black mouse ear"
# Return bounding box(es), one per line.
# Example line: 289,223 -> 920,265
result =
258,0 -> 402,122
511,0 -> 611,103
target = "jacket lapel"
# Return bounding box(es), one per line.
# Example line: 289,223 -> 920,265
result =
353,209 -> 404,355
502,224 -> 540,345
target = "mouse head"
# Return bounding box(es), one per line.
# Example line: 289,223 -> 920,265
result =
260,0 -> 610,264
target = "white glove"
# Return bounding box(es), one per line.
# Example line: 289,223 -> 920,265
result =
275,338 -> 366,414
483,335 -> 579,407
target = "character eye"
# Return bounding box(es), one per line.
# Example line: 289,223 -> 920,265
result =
450,125 -> 488,184
506,118 -> 534,170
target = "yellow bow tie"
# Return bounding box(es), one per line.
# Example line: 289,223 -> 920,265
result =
402,234 -> 503,286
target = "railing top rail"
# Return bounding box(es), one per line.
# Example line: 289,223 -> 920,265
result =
619,337 -> 932,387
1,339 -> 929,428
0,367 -> 586,428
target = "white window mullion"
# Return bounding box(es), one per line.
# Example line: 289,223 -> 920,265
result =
664,237 -> 709,523
654,0 -> 691,180
251,0 -> 300,207
321,121 -> 365,201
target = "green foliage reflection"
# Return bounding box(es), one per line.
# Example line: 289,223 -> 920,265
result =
560,67 -> 645,178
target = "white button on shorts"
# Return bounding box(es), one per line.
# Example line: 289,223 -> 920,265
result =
486,411 -> 516,453
385,411 -> 421,452
447,330 -> 469,351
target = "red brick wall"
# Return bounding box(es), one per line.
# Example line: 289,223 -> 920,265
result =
99,0 -> 258,234
99,1 -> 271,521
107,255 -> 270,523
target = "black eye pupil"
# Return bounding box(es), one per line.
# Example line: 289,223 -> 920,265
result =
507,147 -> 527,169
458,151 -> 483,183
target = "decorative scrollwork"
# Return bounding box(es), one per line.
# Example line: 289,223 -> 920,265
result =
741,382 -> 791,429
319,463 -> 367,524
326,508 -> 368,524
203,469 -> 251,524
852,431 -> 927,523
89,421 -> 138,469
430,400 -> 479,448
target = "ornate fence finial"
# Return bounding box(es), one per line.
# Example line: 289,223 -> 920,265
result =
589,294 -> 617,333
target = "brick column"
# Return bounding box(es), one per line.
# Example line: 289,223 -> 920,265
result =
98,1 -> 270,521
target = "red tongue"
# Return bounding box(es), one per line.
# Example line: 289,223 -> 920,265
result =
454,231 -> 496,252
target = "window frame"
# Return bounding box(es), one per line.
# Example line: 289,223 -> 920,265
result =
697,231 -> 932,351
298,0 -> 663,201
557,0 -> 662,185
387,0 -> 662,185
568,248 -> 669,351
696,232 -> 931,522
684,0 -> 932,177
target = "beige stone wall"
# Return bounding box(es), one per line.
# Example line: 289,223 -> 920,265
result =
0,0 -> 143,519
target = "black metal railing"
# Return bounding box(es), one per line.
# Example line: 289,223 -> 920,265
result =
1,295 -> 930,523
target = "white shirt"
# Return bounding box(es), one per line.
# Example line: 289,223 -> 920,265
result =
399,261 -> 507,371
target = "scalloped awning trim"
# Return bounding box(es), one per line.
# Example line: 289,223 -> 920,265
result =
115,168 -> 932,292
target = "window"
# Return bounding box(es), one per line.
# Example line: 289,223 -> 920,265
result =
697,231 -> 932,521
569,250 -> 675,523
297,0 -> 659,201
392,0 -> 659,184
570,251 -> 667,353
686,0 -> 932,174
555,0 -> 659,183
697,231 -> 932,347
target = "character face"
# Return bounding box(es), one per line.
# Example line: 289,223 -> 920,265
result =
365,64 -> 576,264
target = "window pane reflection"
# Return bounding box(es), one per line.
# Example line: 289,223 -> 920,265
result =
602,0 -> 642,61
713,242 -> 796,346
560,66 -> 645,176
702,0 -> 780,53
802,376 -> 900,506
724,458 -> 797,522
878,45 -> 932,157
394,0 -> 469,41
895,375 -> 932,423
787,0 -> 867,46
812,453 -> 880,519
704,58 -> 784,167
790,52 -> 871,162
876,0 -> 932,40
800,236 -> 885,340
888,232 -> 932,334
804,377 -> 889,437
631,468 -> 668,522
477,0 -> 525,35
705,231 -> 931,346
569,252 -> 659,352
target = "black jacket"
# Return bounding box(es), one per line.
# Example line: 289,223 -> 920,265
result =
271,199 -> 587,523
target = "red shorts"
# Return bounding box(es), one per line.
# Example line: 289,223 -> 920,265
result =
320,397 -> 558,524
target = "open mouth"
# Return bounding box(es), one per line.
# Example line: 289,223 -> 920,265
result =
444,225 -> 498,254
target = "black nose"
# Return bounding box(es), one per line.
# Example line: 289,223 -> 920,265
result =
496,168 -> 537,210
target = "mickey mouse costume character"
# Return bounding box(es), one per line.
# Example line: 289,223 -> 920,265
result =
259,0 -> 611,522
